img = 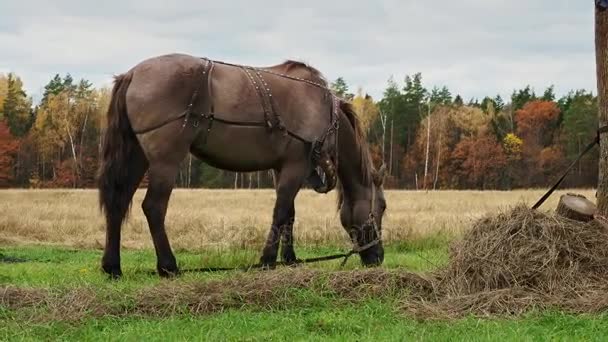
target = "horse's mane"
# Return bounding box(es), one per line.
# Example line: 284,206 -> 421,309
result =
336,101 -> 373,210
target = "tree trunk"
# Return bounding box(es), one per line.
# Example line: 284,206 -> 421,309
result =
188,154 -> 192,188
433,126 -> 442,190
79,109 -> 89,171
389,119 -> 394,176
423,103 -> 431,190
66,127 -> 78,188
597,3 -> 608,215
380,110 -> 387,161
556,193 -> 596,222
41,154 -> 45,184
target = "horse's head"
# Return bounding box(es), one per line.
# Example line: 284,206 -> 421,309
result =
339,164 -> 387,266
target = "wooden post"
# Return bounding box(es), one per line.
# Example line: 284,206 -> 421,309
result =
597,2 -> 608,214
423,101 -> 431,190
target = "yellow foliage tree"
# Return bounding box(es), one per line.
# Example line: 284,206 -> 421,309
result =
351,87 -> 379,133
0,74 -> 7,116
502,133 -> 523,159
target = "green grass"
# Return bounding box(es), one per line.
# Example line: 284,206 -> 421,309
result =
0,244 -> 446,288
2,244 -> 607,341
4,301 -> 608,341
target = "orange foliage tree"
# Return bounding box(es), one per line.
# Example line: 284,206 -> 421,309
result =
448,133 -> 507,189
514,100 -> 563,186
515,100 -> 560,147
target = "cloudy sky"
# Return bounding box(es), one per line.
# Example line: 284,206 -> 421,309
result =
0,1 -> 596,102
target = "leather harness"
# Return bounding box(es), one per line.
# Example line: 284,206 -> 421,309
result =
132,58 -> 340,168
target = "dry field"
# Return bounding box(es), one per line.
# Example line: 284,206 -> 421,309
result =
0,188 -> 595,250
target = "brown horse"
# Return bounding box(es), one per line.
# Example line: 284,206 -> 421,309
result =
98,53 -> 386,277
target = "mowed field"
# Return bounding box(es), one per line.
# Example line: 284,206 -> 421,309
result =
2,188 -> 608,341
1,188 -> 594,249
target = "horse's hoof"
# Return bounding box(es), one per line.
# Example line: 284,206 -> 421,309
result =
262,264 -> 276,270
101,263 -> 122,279
157,265 -> 180,278
103,267 -> 122,279
282,256 -> 300,267
259,261 -> 277,270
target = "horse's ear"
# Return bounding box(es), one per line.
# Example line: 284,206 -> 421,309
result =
373,164 -> 387,186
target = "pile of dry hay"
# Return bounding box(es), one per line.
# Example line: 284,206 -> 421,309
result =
404,204 -> 608,318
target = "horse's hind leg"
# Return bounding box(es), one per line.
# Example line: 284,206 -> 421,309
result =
142,162 -> 180,277
137,120 -> 196,277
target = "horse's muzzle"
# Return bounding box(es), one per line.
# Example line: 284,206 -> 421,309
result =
359,241 -> 384,266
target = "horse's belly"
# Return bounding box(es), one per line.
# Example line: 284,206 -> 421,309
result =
190,124 -> 286,172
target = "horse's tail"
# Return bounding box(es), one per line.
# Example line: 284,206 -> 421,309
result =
98,71 -> 141,219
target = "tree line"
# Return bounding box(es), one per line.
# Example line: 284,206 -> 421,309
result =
0,72 -> 598,189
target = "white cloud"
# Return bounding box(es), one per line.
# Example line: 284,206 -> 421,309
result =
0,0 -> 596,102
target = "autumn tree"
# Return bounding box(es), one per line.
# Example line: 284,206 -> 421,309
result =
351,88 -> 379,133
33,74 -> 100,186
515,100 -> 562,186
0,120 -> 19,187
0,74 -> 8,116
448,133 -> 507,189
404,105 -> 490,189
502,133 -> 524,188
515,100 -> 560,147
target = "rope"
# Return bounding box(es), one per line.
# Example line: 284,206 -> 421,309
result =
532,126 -> 608,210
170,248 -> 360,275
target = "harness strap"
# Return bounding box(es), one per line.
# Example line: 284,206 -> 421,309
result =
132,59 -> 213,135
241,66 -> 274,129
254,69 -> 284,131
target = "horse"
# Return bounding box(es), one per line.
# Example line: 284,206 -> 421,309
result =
98,53 -> 387,277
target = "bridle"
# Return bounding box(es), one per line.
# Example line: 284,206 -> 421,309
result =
343,182 -> 382,262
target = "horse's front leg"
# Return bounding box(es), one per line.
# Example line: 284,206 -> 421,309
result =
280,208 -> 297,264
260,164 -> 306,267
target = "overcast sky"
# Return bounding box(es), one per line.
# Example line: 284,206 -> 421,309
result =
0,1 -> 596,103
